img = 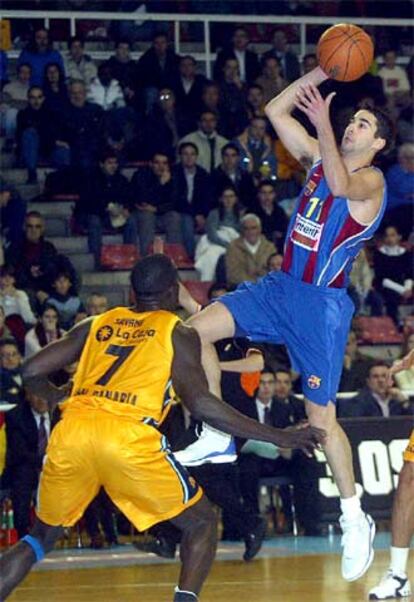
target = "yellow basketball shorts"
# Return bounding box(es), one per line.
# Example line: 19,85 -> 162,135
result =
37,410 -> 203,531
403,430 -> 414,463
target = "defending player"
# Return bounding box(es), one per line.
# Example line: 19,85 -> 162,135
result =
369,349 -> 414,600
178,65 -> 394,582
0,255 -> 324,602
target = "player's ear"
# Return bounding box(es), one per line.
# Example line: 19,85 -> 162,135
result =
372,136 -> 386,152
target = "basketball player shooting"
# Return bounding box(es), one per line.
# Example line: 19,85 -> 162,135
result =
182,34 -> 394,583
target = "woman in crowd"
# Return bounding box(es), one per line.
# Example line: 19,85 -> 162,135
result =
24,304 -> 65,358
195,186 -> 242,281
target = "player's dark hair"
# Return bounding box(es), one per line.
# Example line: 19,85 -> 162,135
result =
361,104 -> 395,154
131,254 -> 178,299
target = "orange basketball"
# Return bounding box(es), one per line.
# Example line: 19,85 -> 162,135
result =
317,23 -> 374,82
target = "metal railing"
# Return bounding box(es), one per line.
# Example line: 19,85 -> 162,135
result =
0,10 -> 413,78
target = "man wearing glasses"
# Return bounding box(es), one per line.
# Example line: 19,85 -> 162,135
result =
16,86 -> 70,184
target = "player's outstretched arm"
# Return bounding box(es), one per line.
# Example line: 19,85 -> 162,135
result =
387,349 -> 414,386
264,66 -> 327,167
171,323 -> 326,455
22,317 -> 94,407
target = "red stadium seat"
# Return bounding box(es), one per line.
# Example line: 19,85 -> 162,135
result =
354,316 -> 403,345
100,245 -> 139,271
148,243 -> 194,269
183,281 -> 213,307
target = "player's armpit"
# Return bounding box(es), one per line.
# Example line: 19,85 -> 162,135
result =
265,109 -> 319,168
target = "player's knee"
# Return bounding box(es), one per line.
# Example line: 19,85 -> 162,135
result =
305,401 -> 336,433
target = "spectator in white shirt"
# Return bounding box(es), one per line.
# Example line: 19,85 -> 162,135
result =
0,265 -> 36,326
64,36 -> 97,90
378,50 -> 411,115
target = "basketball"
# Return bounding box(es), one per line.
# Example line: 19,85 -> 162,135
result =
317,23 -> 374,82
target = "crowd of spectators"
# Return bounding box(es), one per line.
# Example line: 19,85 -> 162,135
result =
0,13 -> 413,548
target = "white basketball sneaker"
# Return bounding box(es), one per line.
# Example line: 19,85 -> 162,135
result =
340,512 -> 376,581
174,425 -> 237,466
369,570 -> 412,599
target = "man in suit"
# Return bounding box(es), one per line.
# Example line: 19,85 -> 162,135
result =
173,56 -> 207,126
237,368 -> 323,534
337,361 -> 414,418
172,142 -> 212,258
4,390 -> 58,537
261,29 -> 301,83
214,26 -> 260,85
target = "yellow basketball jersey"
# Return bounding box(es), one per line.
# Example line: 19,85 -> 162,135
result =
64,308 -> 180,424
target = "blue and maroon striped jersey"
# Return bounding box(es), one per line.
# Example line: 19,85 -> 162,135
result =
282,161 -> 387,288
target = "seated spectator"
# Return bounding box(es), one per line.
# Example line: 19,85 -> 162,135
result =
75,149 -> 137,268
195,186 -> 241,281
16,86 -> 70,183
200,82 -> 226,134
60,80 -> 104,168
24,305 -> 65,359
261,28 -> 301,83
378,50 -> 411,115
173,55 -> 207,124
64,36 -> 97,91
251,180 -> 288,252
210,142 -> 256,208
45,271 -> 86,330
255,56 -> 287,104
106,39 -> 138,103
384,143 -> 414,239
0,180 -> 26,248
136,32 -> 180,113
236,369 -> 319,535
87,63 -> 125,111
0,63 -> 31,147
234,117 -> 277,183
0,265 -> 36,327
213,26 -> 260,85
337,361 -> 414,417
17,27 -> 64,87
0,307 -> 13,341
218,58 -> 249,139
179,110 -> 229,173
143,88 -> 191,160
43,62 -> 68,113
4,390 -> 59,537
173,142 -> 212,258
5,211 -> 77,309
246,84 -> 267,120
0,339 -> 24,405
267,252 -> 283,272
394,332 -> 414,394
373,225 -> 413,323
338,330 -> 374,393
86,293 -> 109,316
129,152 -> 181,255
226,214 -> 276,287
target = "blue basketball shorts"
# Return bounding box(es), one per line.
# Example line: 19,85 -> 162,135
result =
218,270 -> 354,405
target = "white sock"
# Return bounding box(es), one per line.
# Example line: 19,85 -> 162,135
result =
174,586 -> 198,599
390,546 -> 409,577
340,495 -> 362,520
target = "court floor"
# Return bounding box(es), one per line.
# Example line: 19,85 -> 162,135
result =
7,534 -> 413,602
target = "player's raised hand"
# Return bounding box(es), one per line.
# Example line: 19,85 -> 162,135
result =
294,82 -> 336,129
274,423 -> 326,457
387,349 -> 414,386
